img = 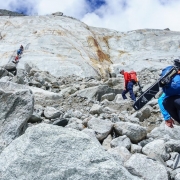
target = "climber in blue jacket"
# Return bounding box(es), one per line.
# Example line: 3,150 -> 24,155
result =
158,94 -> 180,128
158,60 -> 180,128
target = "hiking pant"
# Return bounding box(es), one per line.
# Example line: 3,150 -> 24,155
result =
122,81 -> 136,101
163,95 -> 180,123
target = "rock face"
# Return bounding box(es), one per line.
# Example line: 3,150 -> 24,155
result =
0,124 -> 140,180
0,15 -> 179,78
0,82 -> 34,153
1,11 -> 180,180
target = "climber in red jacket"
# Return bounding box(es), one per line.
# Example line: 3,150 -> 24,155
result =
120,69 -> 136,101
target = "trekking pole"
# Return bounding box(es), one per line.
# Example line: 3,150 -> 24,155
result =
137,81 -> 143,95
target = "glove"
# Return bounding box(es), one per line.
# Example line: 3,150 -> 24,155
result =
165,118 -> 175,128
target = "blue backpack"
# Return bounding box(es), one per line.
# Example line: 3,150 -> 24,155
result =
161,66 -> 180,96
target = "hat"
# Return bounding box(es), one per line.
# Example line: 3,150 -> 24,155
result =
174,59 -> 180,68
119,69 -> 124,73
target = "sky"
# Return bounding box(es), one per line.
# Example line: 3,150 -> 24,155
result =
1,0 -> 180,32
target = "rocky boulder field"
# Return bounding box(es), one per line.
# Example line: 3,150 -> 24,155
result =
1,11 -> 180,180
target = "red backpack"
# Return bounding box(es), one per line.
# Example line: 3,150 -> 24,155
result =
129,71 -> 138,83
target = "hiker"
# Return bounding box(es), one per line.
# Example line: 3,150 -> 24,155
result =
17,45 -> 24,56
120,69 -> 136,101
158,59 -> 180,128
12,55 -> 19,64
20,45 -> 24,52
15,55 -> 19,62
17,49 -> 22,56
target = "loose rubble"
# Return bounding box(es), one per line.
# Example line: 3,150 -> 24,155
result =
0,60 -> 179,179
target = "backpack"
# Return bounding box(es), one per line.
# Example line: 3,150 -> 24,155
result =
129,71 -> 138,83
161,66 -> 180,96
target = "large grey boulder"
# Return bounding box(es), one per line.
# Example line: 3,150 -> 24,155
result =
29,86 -> 63,106
125,153 -> 168,180
142,139 -> 170,161
148,122 -> 180,140
87,118 -> 114,141
0,82 -> 34,153
4,63 -> 16,72
74,86 -> 99,100
0,124 -> 141,180
114,122 -> 147,143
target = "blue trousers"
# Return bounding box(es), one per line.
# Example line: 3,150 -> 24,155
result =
163,95 -> 180,123
122,81 -> 136,101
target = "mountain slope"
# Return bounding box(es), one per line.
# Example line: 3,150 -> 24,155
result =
0,14 -> 180,78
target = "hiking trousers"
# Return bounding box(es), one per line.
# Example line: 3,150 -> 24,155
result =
163,95 -> 180,123
122,81 -> 136,101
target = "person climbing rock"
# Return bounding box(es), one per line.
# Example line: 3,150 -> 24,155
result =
12,55 -> 19,64
158,60 -> 180,128
17,49 -> 22,56
120,69 -> 136,101
15,55 -> 19,61
20,45 -> 24,52
17,45 -> 24,56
